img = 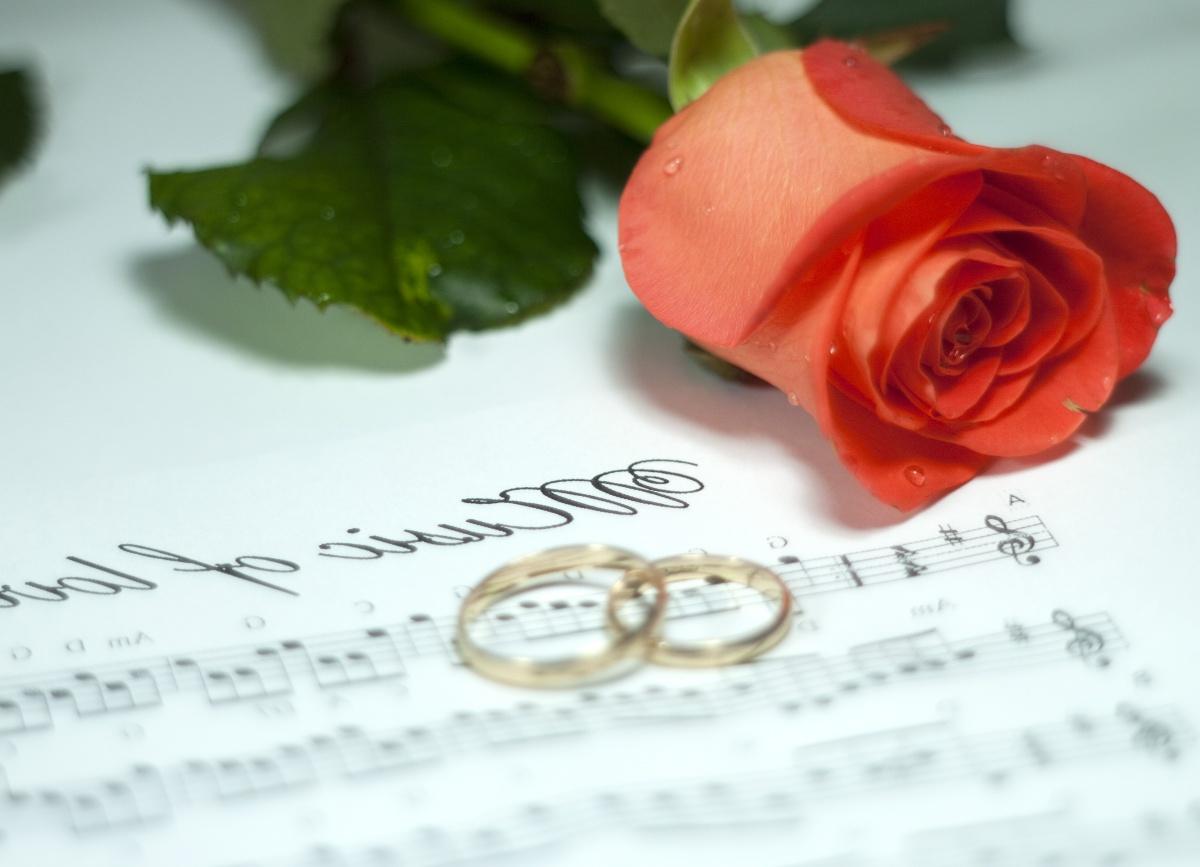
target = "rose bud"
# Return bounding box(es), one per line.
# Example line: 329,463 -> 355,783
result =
618,40 -> 1176,510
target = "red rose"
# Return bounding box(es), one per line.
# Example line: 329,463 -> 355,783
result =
618,41 -> 1176,510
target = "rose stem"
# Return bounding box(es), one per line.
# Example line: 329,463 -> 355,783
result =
395,0 -> 672,143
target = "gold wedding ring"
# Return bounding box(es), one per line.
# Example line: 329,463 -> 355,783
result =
456,544 -> 666,689
606,553 -> 794,668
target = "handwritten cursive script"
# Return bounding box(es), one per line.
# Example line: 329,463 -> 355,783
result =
315,458 -> 704,562
0,458 -> 704,612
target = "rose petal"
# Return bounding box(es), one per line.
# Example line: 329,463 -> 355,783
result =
967,368 -> 1038,422
982,150 -> 1089,230
1069,155 -> 1176,377
802,40 -> 981,155
835,174 -> 984,425
996,264 -> 1068,375
825,386 -> 990,511
931,351 -> 1002,419
931,302 -> 1120,456
700,241 -> 865,431
618,51 -> 924,347
981,273 -> 1030,347
989,229 -> 1106,355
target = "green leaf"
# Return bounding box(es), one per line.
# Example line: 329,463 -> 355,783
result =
790,0 -> 1014,65
0,67 -> 39,186
148,64 -> 597,341
597,0 -> 689,56
668,0 -> 759,110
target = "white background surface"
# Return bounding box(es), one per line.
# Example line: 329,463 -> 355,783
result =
1,2 -> 1198,866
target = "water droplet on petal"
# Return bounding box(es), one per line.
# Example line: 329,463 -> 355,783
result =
828,344 -> 838,356
767,340 -> 777,351
787,391 -> 800,406
617,242 -> 627,253
842,55 -> 859,67
663,156 -> 683,176
904,465 -> 926,487
938,124 -> 952,137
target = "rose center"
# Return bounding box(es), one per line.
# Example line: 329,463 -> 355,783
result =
941,290 -> 992,365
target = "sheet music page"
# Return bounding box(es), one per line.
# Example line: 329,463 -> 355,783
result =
1,1 -> 1197,866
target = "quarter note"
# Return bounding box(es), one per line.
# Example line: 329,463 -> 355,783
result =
984,515 -> 1040,566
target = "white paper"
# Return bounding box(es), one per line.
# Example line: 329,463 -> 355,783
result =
2,1 -> 1198,866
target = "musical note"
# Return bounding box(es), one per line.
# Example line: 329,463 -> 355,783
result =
984,515 -> 1041,566
1005,620 -> 1031,643
1052,609 -> 1110,667
838,555 -> 863,587
0,690 -> 51,735
9,706 -> 1176,839
892,546 -> 926,578
849,630 -> 954,677
0,517 -> 1061,740
1118,704 -> 1181,761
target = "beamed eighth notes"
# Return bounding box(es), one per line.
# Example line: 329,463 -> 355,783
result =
0,459 -> 705,612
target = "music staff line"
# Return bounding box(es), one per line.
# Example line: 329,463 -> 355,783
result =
0,611 -> 1136,837
775,516 -> 1053,590
0,515 -> 1055,738
218,706 -> 1186,867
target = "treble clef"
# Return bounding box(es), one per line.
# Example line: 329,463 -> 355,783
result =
1051,609 -> 1109,667
984,515 -> 1040,566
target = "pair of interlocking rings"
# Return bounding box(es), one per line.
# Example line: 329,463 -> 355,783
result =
456,544 -> 796,688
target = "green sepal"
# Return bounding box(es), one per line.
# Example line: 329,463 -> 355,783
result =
668,0 -> 760,111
